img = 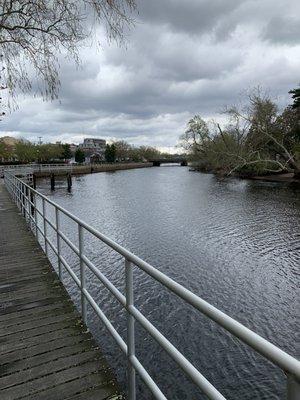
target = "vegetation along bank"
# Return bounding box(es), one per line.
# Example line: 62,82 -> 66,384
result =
179,87 -> 300,183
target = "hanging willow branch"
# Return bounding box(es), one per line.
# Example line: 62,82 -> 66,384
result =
0,0 -> 136,106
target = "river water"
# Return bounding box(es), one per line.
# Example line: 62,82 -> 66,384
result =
38,166 -> 299,400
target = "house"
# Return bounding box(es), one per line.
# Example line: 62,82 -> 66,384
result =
79,138 -> 106,162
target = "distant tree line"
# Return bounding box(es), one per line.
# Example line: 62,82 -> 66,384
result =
112,142 -> 169,162
69,142 -> 171,164
179,87 -> 300,177
0,137 -> 175,164
0,140 -> 72,163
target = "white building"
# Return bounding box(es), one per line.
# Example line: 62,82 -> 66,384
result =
79,138 -> 106,162
69,143 -> 78,154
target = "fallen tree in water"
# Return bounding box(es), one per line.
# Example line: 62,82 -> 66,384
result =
179,87 -> 300,179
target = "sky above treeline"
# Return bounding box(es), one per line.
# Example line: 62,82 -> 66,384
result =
1,0 -> 300,152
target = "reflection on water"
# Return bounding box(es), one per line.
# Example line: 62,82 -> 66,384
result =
38,167 -> 299,400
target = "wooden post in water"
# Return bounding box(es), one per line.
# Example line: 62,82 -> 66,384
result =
50,173 -> 55,191
33,174 -> 37,189
30,191 -> 35,217
67,173 -> 72,192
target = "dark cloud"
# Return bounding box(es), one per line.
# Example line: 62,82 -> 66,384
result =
1,0 -> 300,150
137,0 -> 241,35
263,16 -> 300,45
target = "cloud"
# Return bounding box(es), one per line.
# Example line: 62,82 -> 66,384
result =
263,16 -> 300,45
1,0 -> 300,149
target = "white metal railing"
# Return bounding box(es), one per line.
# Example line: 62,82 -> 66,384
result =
3,171 -> 300,400
0,163 -> 73,177
36,163 -> 73,172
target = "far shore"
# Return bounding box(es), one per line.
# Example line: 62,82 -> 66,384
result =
189,167 -> 300,184
249,172 -> 300,184
33,162 -> 153,178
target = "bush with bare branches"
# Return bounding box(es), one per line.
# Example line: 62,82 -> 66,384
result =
180,88 -> 300,177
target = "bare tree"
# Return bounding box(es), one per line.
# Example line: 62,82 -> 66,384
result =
179,115 -> 210,154
114,139 -> 132,160
179,89 -> 300,177
0,0 -> 136,105
223,89 -> 299,175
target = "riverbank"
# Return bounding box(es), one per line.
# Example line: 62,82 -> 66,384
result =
249,172 -> 300,184
34,162 -> 153,177
189,167 -> 300,184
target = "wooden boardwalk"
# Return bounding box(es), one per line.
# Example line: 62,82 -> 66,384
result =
0,182 -> 123,400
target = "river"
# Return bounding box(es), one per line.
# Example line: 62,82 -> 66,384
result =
37,166 -> 299,400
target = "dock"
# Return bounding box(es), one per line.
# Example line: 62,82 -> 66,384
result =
0,182 -> 122,400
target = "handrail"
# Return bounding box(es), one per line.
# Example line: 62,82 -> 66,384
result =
1,163 -> 72,168
0,163 -> 73,177
3,170 -> 300,400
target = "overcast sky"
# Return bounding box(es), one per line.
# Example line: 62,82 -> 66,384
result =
1,0 -> 300,152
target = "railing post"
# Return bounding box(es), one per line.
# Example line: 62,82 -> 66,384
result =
19,181 -> 23,212
21,183 -> 25,216
34,193 -> 38,239
42,198 -> 48,256
55,208 -> 62,280
78,224 -> 87,326
17,180 -> 20,209
30,188 -> 34,218
16,179 -> 19,208
25,185 -> 29,221
12,176 -> 16,203
287,375 -> 300,400
125,258 -> 136,400
14,178 -> 17,201
12,176 -> 16,202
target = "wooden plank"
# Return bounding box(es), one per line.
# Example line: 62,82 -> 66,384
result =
0,360 -> 113,399
0,280 -> 58,294
0,311 -> 78,336
0,271 -> 57,285
0,297 -> 70,316
0,317 -> 82,343
21,373 -> 119,400
0,336 -> 92,366
0,350 -> 105,389
0,327 -> 88,355
70,384 -> 121,400
0,293 -> 69,315
0,285 -> 65,303
2,303 -> 74,327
